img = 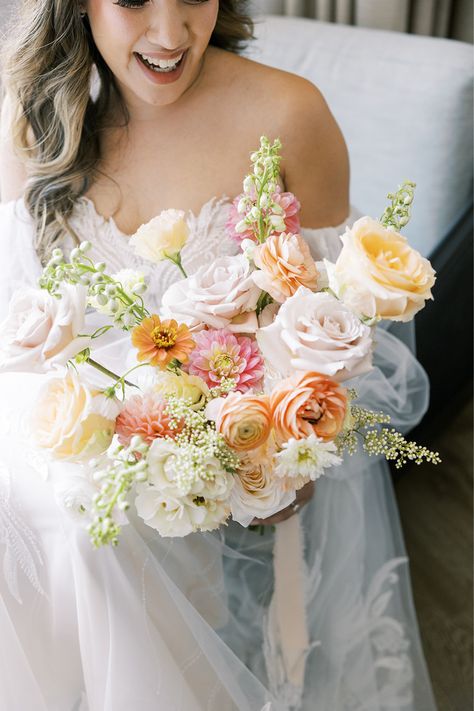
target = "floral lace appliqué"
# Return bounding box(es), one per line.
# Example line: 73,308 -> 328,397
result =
0,462 -> 46,604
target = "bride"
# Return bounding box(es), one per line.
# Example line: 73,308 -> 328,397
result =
0,1 -> 437,709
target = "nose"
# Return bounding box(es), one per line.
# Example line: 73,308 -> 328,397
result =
145,3 -> 189,51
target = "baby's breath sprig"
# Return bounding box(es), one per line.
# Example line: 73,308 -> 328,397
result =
208,377 -> 238,398
363,428 -> 441,469
234,136 -> 286,244
88,436 -> 149,548
39,241 -> 149,329
164,395 -> 240,494
336,394 -> 441,468
380,180 -> 416,231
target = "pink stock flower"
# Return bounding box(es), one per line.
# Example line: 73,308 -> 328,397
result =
186,328 -> 264,392
226,187 -> 301,244
115,391 -> 183,447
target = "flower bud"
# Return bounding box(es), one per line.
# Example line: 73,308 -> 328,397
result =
399,215 -> 409,227
237,198 -> 247,214
132,282 -> 147,295
96,262 -> 106,272
243,176 -> 254,194
79,241 -> 92,252
96,293 -> 108,306
122,312 -> 136,328
235,219 -> 249,234
105,284 -> 117,297
70,248 -> 80,262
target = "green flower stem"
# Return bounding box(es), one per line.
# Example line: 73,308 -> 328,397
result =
86,357 -> 138,389
166,253 -> 188,278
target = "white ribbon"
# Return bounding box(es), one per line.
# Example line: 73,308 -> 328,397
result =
266,514 -> 310,707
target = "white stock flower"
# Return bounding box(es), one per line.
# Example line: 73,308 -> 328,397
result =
160,254 -> 260,332
256,287 -> 373,382
0,285 -> 90,373
129,209 -> 189,264
274,434 -> 342,482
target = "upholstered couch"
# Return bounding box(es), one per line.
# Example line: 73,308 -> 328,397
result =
249,16 -> 473,426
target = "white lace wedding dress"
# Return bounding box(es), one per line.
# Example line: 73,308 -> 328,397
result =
0,196 -> 437,711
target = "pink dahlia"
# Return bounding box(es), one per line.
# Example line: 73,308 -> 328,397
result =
186,329 -> 264,393
226,187 -> 301,244
115,391 -> 183,447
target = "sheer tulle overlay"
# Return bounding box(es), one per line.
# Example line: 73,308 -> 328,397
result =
0,198 -> 436,710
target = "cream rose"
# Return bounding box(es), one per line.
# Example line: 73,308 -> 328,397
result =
129,209 -> 189,263
0,285 -> 90,373
160,255 -> 261,332
328,216 -> 436,322
230,442 -> 294,527
31,369 -> 120,461
152,371 -> 209,411
256,287 -> 373,381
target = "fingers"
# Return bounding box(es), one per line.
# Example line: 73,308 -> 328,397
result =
250,481 -> 316,526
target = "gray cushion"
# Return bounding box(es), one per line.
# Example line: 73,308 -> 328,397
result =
248,16 -> 473,256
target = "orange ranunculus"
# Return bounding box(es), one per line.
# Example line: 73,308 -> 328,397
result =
216,392 -> 272,452
252,232 -> 318,303
131,315 -> 195,369
270,371 -> 347,443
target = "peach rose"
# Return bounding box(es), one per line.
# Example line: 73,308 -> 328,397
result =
270,371 -> 347,444
252,233 -> 318,303
328,216 -> 436,322
214,392 -> 272,452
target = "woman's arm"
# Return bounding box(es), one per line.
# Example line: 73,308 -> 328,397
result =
0,94 -> 28,203
278,76 -> 350,228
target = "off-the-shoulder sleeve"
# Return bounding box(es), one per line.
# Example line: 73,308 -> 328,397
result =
300,206 -> 363,262
0,199 -> 42,321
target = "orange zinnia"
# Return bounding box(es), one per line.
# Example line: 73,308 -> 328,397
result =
131,315 -> 195,369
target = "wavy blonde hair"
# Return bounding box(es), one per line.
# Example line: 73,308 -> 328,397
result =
1,0 -> 253,264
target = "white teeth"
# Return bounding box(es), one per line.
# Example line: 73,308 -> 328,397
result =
139,52 -> 184,71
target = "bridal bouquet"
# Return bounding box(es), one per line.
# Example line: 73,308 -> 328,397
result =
0,137 -> 440,547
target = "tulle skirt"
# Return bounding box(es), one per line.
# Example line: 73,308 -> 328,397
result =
0,325 -> 437,711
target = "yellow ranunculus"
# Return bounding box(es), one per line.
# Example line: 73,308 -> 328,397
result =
129,209 -> 189,264
31,369 -> 120,461
329,217 -> 436,322
152,371 -> 209,411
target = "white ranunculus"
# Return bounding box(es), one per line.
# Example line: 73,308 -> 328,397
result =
256,287 -> 373,382
328,216 -> 436,322
160,254 -> 261,331
135,438 -> 233,536
129,209 -> 189,264
0,285 -> 90,373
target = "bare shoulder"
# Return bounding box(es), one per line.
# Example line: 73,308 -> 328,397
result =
214,52 -> 350,228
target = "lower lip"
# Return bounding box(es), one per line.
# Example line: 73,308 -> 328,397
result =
134,51 -> 188,85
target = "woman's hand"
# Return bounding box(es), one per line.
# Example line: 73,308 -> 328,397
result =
250,481 -> 315,527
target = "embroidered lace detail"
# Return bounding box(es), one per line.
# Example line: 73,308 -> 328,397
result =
0,462 -> 46,604
339,558 -> 414,710
70,196 -> 239,312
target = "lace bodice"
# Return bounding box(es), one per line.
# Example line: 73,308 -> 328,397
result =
69,196 -> 239,311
